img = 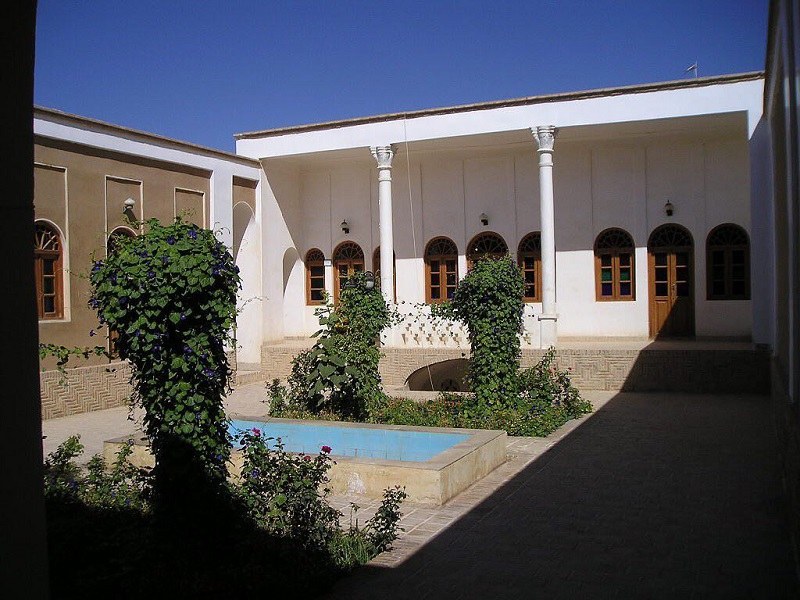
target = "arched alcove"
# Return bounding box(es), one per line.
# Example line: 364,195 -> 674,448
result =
405,359 -> 470,392
232,201 -> 254,261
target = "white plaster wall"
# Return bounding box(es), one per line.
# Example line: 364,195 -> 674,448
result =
271,132 -> 754,343
235,211 -> 262,363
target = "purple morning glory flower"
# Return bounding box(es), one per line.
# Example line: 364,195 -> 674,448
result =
188,229 -> 198,240
166,236 -> 176,245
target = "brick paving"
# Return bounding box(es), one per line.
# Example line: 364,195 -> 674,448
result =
323,392 -> 799,600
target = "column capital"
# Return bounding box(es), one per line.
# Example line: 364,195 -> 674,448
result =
531,126 -> 557,153
370,144 -> 396,169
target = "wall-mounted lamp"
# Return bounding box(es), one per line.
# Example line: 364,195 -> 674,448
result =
123,197 -> 136,214
664,201 -> 674,217
340,219 -> 350,235
479,212 -> 489,226
364,270 -> 375,290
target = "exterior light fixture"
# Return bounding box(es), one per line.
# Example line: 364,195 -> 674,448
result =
123,198 -> 136,214
341,219 -> 350,234
364,271 -> 375,290
480,212 -> 489,226
664,201 -> 674,217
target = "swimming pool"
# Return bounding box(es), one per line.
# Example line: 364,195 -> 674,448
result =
229,419 -> 469,462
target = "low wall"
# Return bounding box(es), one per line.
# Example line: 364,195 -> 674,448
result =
40,362 -> 133,419
263,342 -> 770,394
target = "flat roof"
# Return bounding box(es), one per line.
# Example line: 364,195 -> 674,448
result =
235,71 -> 764,140
35,106 -> 261,167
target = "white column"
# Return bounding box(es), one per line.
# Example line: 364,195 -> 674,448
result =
532,126 -> 558,348
371,145 -> 396,303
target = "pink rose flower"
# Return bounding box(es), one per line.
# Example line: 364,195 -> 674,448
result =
321,445 -> 332,454
252,428 -> 261,437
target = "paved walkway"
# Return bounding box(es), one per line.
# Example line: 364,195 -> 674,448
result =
42,386 -> 799,598
324,392 -> 799,600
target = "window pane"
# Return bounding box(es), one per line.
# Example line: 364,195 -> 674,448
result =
310,290 -> 323,301
675,252 -> 689,267
713,281 -> 725,296
655,253 -> 667,266
711,250 -> 725,265
601,269 -> 612,282
619,267 -> 630,282
600,254 -> 612,267
445,260 -> 456,272
601,283 -> 613,296
43,277 -> 54,294
732,281 -> 746,296
676,282 -> 689,296
338,265 -> 348,276
44,296 -> 55,313
656,282 -> 668,296
446,287 -> 456,299
712,266 -> 725,280
525,271 -> 535,284
620,282 -> 631,296
431,274 -> 440,286
732,265 -> 745,279
525,284 -> 536,298
430,260 -> 440,271
43,259 -> 54,275
619,253 -> 631,266
430,288 -> 440,300
655,266 -> 668,282
310,266 -> 324,277
354,263 -> 364,273
446,273 -> 456,285
732,249 -> 745,263
524,257 -> 535,269
310,277 -> 324,288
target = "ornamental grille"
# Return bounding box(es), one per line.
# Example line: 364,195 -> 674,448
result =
467,233 -> 508,259
595,228 -> 634,250
35,222 -> 61,252
333,241 -> 364,261
707,224 -> 748,247
425,237 -> 458,257
648,224 -> 693,249
518,232 -> 541,253
306,248 -> 325,263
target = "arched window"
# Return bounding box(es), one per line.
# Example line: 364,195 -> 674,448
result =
305,249 -> 326,305
107,226 -> 136,256
706,224 -> 750,300
467,232 -> 508,269
518,232 -> 542,302
333,242 -> 364,303
594,228 -> 635,301
425,237 -> 458,304
107,227 -> 137,356
373,247 -> 396,302
35,221 -> 64,320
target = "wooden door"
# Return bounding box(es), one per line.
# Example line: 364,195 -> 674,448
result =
648,225 -> 694,338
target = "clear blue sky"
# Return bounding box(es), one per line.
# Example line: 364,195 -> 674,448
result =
35,1 -> 768,152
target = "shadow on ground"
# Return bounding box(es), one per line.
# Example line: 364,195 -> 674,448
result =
324,392 -> 799,599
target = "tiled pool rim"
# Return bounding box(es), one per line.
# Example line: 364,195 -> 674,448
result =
104,416 -> 507,505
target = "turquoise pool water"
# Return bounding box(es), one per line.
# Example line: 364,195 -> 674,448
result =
229,419 -> 469,462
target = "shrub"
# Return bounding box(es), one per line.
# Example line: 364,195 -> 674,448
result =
43,435 -> 150,510
88,218 -> 240,514
270,273 -> 392,419
450,255 -> 525,411
235,428 -> 406,566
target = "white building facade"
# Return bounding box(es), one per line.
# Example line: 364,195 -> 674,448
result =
233,73 -> 764,355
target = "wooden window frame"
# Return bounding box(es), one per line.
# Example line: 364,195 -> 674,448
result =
305,249 -> 326,306
466,232 -> 508,270
594,228 -> 635,302
706,224 -> 750,301
34,221 -> 64,320
425,237 -> 459,304
332,241 -> 365,304
518,232 -> 542,303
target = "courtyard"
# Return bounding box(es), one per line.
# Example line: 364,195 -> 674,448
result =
42,383 -> 799,598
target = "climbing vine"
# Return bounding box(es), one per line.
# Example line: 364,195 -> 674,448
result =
450,255 -> 524,411
88,218 -> 240,513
